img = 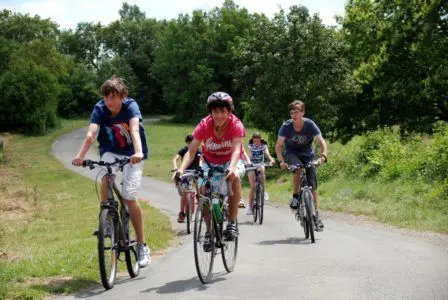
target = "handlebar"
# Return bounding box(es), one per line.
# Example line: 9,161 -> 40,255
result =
173,166 -> 233,197
245,163 -> 272,172
286,160 -> 320,173
82,158 -> 130,170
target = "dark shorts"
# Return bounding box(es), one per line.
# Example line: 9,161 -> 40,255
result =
285,153 -> 318,190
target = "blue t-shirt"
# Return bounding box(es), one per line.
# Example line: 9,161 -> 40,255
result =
278,118 -> 321,157
90,97 -> 148,159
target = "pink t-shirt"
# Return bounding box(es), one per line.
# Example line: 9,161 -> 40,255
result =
193,114 -> 246,165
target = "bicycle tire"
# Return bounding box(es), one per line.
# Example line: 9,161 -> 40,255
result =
253,186 -> 259,223
98,208 -> 118,290
186,192 -> 193,234
258,185 -> 264,225
303,190 -> 315,243
123,206 -> 140,278
221,217 -> 238,273
194,201 -> 215,283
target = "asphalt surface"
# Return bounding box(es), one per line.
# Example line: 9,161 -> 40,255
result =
52,127 -> 448,300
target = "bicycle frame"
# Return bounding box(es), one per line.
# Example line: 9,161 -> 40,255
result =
85,159 -> 134,252
102,172 -> 132,251
198,167 -> 232,247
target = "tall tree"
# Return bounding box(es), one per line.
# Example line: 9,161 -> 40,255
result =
153,11 -> 217,120
233,6 -> 355,142
339,0 -> 448,136
102,3 -> 164,113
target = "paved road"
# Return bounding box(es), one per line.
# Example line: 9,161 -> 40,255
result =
53,128 -> 448,300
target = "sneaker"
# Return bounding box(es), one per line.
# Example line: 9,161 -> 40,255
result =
314,211 -> 324,232
264,192 -> 269,201
238,199 -> 246,208
290,197 -> 299,209
177,212 -> 185,223
224,221 -> 238,241
203,232 -> 213,252
246,207 -> 253,215
137,243 -> 151,268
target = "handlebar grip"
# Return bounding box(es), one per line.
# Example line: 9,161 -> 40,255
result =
82,159 -> 92,168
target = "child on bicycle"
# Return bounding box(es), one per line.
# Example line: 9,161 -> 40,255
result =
245,132 -> 275,215
72,75 -> 151,267
275,100 -> 327,231
175,91 -> 246,242
172,134 -> 201,223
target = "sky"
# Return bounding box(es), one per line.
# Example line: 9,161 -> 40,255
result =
2,0 -> 346,30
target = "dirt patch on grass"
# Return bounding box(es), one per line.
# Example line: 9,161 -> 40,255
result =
0,150 -> 43,261
0,171 -> 38,221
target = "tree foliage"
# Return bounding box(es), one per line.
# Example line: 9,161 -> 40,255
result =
1,1 -> 446,139
338,0 -> 448,137
233,6 -> 355,142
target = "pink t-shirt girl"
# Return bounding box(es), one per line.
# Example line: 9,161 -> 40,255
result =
193,114 -> 246,165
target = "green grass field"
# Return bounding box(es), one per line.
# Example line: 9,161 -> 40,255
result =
142,120 -> 448,233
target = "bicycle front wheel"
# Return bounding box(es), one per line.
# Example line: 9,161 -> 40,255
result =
221,218 -> 238,273
253,187 -> 259,223
194,202 -> 215,283
98,208 -> 118,290
258,185 -> 264,225
303,190 -> 315,243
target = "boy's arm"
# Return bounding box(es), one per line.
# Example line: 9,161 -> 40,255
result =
226,137 -> 242,180
243,146 -> 251,164
178,139 -> 201,174
275,137 -> 287,169
172,154 -> 182,170
315,135 -> 328,164
72,123 -> 99,166
129,117 -> 143,164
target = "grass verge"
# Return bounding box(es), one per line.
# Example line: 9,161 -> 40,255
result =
0,120 -> 174,299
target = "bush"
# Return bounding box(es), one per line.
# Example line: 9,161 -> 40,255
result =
0,59 -> 60,134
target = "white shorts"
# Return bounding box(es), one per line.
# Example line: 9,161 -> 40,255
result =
101,152 -> 143,201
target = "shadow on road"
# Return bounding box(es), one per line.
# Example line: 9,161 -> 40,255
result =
72,276 -> 146,298
256,237 -> 314,245
140,276 -> 225,294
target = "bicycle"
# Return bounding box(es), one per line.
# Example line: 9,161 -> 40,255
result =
83,158 -> 140,290
175,169 -> 199,234
245,163 -> 271,225
178,166 -> 238,283
287,160 -> 320,243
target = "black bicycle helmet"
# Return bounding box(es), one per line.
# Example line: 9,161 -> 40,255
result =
206,91 -> 234,111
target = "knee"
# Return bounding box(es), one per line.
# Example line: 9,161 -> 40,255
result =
124,199 -> 139,208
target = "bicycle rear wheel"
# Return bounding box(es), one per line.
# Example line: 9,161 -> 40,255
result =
221,217 -> 238,273
303,190 -> 315,243
98,208 -> 118,290
258,185 -> 264,225
123,206 -> 140,278
194,201 -> 215,283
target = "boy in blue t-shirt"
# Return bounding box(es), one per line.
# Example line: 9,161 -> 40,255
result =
275,100 -> 328,231
72,75 -> 151,267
